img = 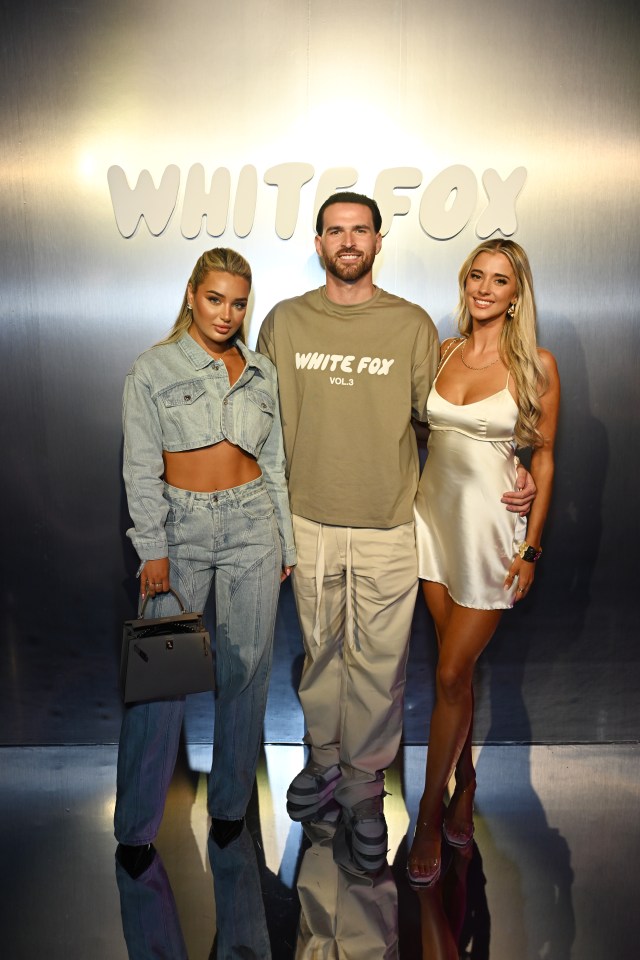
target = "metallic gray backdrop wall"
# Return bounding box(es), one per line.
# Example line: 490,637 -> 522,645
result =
1,0 -> 638,745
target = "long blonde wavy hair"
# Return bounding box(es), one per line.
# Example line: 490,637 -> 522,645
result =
157,247 -> 252,346
456,239 -> 548,448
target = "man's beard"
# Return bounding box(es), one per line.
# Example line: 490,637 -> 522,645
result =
324,249 -> 375,283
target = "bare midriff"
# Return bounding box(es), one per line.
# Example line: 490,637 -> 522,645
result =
163,440 -> 262,493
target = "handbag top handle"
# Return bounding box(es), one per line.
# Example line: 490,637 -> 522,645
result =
139,587 -> 187,619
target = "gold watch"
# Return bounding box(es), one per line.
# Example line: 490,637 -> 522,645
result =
519,541 -> 542,563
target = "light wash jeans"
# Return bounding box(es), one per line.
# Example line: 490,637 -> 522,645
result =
115,476 -> 282,843
115,829 -> 271,959
115,848 -> 188,960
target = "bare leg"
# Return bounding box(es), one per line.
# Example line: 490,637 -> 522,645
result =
419,583 -> 477,850
408,583 -> 501,882
444,687 -> 477,846
418,887 -> 459,960
452,692 -> 475,790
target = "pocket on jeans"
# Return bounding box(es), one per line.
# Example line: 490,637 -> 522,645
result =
165,503 -> 186,524
239,488 -> 274,520
164,501 -> 187,545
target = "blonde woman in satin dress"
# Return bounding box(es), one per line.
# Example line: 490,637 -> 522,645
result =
407,239 -> 560,887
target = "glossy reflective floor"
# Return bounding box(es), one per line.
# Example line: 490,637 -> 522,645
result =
1,741 -> 638,959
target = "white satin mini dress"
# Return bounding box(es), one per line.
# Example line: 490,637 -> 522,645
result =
414,340 -> 526,609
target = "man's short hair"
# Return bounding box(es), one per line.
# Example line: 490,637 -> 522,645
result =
315,192 -> 382,235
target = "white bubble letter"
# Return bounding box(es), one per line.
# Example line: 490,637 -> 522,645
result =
373,168 -> 422,236
180,165 -> 230,239
419,165 -> 477,240
264,163 -> 315,239
234,165 -> 258,238
475,167 -> 527,238
108,165 -> 180,238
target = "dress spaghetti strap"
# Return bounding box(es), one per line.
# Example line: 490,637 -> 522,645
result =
434,339 -> 464,383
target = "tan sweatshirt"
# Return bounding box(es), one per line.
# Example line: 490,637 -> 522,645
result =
257,286 -> 439,528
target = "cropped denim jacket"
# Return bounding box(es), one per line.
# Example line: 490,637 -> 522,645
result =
123,333 -> 296,566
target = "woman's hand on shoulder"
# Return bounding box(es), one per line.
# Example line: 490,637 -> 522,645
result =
140,558 -> 170,599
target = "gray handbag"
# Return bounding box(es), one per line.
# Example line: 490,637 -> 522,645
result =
120,588 -> 214,704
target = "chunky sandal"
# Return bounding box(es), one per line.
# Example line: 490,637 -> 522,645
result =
407,826 -> 442,888
443,781 -> 476,848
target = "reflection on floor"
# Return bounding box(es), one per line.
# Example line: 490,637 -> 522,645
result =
1,742 -> 637,959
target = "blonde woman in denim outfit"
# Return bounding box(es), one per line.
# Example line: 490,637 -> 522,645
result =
115,249 -> 296,895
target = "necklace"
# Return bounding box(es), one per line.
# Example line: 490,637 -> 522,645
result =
460,339 -> 501,371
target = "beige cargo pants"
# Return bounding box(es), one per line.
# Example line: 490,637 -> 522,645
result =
291,514 -> 419,806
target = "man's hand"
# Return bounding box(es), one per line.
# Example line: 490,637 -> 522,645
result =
501,464 -> 536,516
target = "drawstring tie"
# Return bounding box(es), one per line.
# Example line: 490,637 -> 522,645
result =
345,527 -> 354,650
312,524 -> 356,650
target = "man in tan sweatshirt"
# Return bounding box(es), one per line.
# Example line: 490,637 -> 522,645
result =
258,192 -> 532,873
